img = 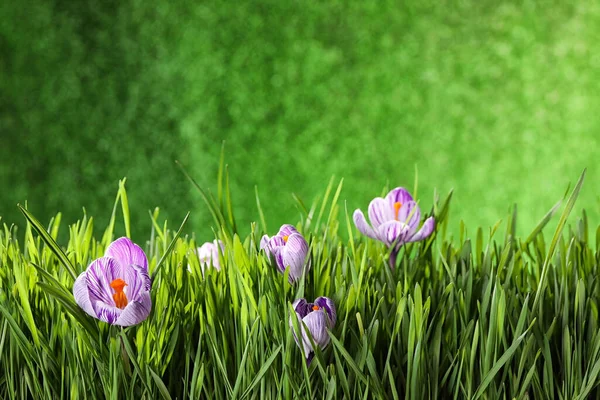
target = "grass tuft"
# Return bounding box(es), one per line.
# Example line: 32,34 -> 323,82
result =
1,172 -> 599,398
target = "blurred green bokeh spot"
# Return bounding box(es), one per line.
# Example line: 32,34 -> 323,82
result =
1,1 -> 599,240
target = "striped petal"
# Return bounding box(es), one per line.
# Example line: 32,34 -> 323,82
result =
353,209 -> 377,239
289,311 -> 312,357
408,217 -> 435,243
114,291 -> 152,326
396,200 -> 421,234
259,235 -> 270,252
277,224 -> 299,237
86,257 -> 120,307
272,247 -> 286,273
385,187 -> 414,209
93,301 -> 121,324
292,298 -> 311,318
376,221 -> 411,247
73,271 -> 95,317
268,236 -> 285,249
368,198 -> 393,229
105,237 -> 148,271
314,297 -> 337,328
283,233 -> 309,282
126,265 -> 151,301
301,310 -> 330,351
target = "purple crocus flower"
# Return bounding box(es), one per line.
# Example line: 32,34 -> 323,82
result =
290,297 -> 336,364
73,237 -> 152,326
353,187 -> 435,248
260,224 -> 309,282
190,240 -> 224,273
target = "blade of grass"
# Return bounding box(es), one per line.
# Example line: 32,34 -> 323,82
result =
149,366 -> 173,400
151,212 -> 190,281
18,204 -> 77,280
532,169 -> 586,312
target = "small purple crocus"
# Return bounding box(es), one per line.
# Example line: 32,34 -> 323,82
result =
73,237 -> 152,326
260,224 -> 309,282
193,240 -> 224,273
353,187 -> 435,266
290,297 -> 336,364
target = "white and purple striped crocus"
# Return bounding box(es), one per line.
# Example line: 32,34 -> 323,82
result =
290,297 -> 336,364
260,224 -> 309,283
73,237 -> 152,326
353,187 -> 435,265
353,187 -> 435,247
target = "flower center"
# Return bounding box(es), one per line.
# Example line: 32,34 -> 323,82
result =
283,235 -> 289,243
110,278 -> 128,309
312,305 -> 320,311
394,202 -> 402,220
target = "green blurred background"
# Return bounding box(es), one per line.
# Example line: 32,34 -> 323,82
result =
1,1 -> 599,241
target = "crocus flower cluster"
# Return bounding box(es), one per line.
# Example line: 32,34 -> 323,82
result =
260,224 -> 309,283
73,237 -> 152,326
290,297 -> 336,364
70,185 -> 434,366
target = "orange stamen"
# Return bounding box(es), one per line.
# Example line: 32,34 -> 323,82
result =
312,305 -> 320,311
110,278 -> 128,309
283,235 -> 289,243
394,202 -> 402,220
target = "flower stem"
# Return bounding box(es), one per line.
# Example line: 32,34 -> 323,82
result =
389,249 -> 398,269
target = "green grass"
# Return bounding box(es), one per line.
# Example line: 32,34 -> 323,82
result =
2,170 -> 600,399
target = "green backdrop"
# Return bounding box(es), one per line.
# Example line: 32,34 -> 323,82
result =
1,1 -> 598,240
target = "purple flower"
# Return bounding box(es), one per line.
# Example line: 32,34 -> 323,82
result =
353,187 -> 435,248
290,297 -> 336,363
73,237 -> 152,326
189,240 -> 224,273
260,224 -> 309,282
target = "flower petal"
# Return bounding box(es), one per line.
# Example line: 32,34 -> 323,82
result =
396,200 -> 421,233
283,233 -> 309,281
260,235 -> 270,252
197,240 -> 223,272
277,224 -> 299,237
292,298 -> 310,318
114,291 -> 152,326
105,237 -> 148,271
376,221 -> 411,247
272,247 -> 286,273
197,242 -> 214,260
353,209 -> 377,239
93,302 -> 121,324
289,311 -> 311,356
301,310 -> 330,350
73,271 -> 95,317
126,265 -> 152,301
368,198 -> 393,229
385,187 -> 414,209
314,297 -> 336,328
268,236 -> 285,249
407,217 -> 435,243
86,257 -> 120,307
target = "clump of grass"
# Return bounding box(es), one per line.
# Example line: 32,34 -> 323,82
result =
1,170 -> 599,399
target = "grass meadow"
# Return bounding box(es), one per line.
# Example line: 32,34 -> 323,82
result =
1,167 -> 600,399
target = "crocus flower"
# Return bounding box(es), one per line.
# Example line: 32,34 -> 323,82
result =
188,240 -> 224,273
290,297 -> 336,364
260,224 -> 309,282
353,187 -> 435,248
73,237 -> 152,326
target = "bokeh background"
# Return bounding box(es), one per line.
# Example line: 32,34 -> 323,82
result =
1,1 -> 599,240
